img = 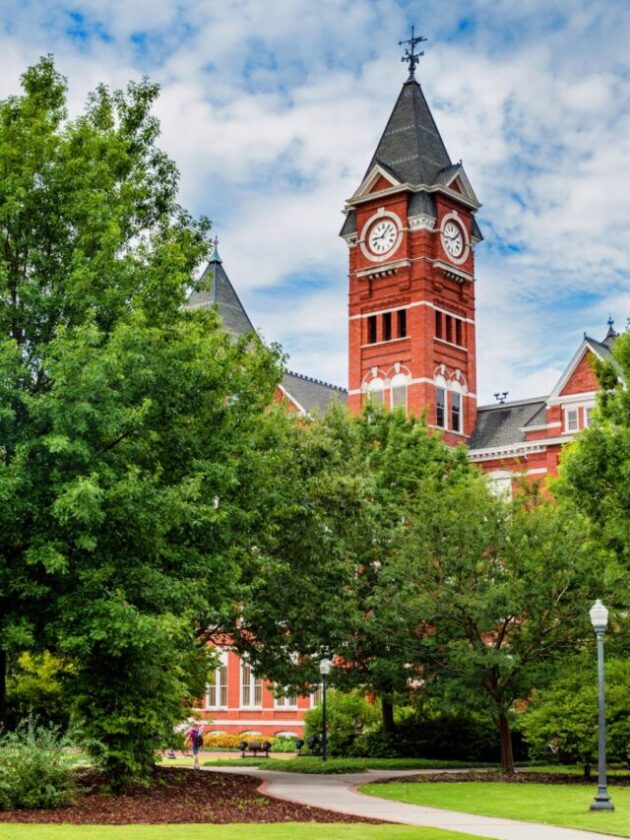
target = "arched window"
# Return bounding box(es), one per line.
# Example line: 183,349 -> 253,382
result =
367,377 -> 385,406
390,372 -> 408,412
435,375 -> 447,429
450,380 -> 463,434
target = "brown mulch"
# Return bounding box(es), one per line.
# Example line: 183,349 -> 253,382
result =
373,770 -> 630,786
0,767 -> 382,825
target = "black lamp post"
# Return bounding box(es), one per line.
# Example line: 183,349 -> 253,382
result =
589,599 -> 614,812
319,659 -> 332,763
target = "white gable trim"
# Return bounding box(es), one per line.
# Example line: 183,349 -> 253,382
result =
278,384 -> 307,416
351,164 -> 401,201
547,340 -> 603,402
442,165 -> 480,206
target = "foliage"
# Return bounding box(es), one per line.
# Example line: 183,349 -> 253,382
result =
353,706 -> 506,762
6,652 -> 74,730
371,477 -> 606,773
558,329 -> 630,638
0,58 -> 282,789
521,656 -> 630,776
304,689 -> 380,756
0,719 -> 76,810
203,756 -> 482,774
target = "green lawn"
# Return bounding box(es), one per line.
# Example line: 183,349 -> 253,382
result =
0,824 -> 486,840
362,780 -> 630,838
202,756 -> 485,774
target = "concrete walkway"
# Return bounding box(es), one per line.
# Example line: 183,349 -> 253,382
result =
208,766 -> 625,840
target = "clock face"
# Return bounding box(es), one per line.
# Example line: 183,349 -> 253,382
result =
367,219 -> 399,257
441,220 -> 465,259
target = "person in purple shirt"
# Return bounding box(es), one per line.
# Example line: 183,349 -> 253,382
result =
188,724 -> 204,770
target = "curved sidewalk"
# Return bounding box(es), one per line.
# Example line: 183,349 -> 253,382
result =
209,766 -> 625,840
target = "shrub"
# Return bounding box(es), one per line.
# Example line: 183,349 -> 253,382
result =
304,690 -> 380,756
521,657 -> 630,777
0,719 -> 76,810
6,652 -> 74,731
200,733 -> 299,752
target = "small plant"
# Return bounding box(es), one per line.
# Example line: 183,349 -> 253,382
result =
0,719 -> 76,810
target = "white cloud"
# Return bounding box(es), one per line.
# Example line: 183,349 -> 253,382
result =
0,0 -> 628,404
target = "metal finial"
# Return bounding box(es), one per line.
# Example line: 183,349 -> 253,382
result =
399,25 -> 427,80
607,315 -> 614,329
211,235 -> 222,263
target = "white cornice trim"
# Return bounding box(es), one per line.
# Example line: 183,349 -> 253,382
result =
469,433 -> 579,462
547,391 -> 598,407
356,258 -> 411,278
345,182 -> 482,211
349,299 -> 475,325
433,260 -> 474,283
520,421 -> 560,432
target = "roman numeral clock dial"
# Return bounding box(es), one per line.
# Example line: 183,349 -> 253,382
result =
364,217 -> 401,260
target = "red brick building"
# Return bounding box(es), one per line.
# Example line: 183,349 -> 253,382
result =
186,58 -> 620,735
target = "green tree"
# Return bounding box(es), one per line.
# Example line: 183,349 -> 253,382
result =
376,478 -> 606,773
559,329 -> 630,613
0,58 -> 282,786
521,656 -> 630,777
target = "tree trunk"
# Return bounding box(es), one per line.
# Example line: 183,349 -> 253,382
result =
498,711 -> 514,774
0,649 -> 6,731
381,699 -> 395,734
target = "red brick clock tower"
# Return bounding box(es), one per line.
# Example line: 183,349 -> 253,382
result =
340,34 -> 483,444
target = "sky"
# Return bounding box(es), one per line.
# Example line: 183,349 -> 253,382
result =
1,0 -> 628,402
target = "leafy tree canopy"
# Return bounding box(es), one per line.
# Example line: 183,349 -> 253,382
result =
0,57 -> 282,787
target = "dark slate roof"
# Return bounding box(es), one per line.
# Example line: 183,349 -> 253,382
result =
585,335 -> 614,362
468,398 -> 547,450
471,216 -> 484,242
186,250 -> 255,337
408,191 -> 436,218
340,209 -> 357,238
364,79 -> 452,187
281,371 -> 347,414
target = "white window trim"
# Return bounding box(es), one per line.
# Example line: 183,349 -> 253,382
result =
450,385 -> 464,434
240,661 -> 262,708
274,687 -> 299,710
206,650 -> 229,710
564,407 -> 579,434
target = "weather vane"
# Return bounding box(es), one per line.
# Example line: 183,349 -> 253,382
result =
399,25 -> 427,80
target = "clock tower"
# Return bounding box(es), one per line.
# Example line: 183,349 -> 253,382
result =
340,32 -> 483,444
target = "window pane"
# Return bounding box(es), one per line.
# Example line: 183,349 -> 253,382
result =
242,663 -> 250,706
383,312 -> 392,341
391,385 -> 407,411
367,315 -> 377,344
219,665 -> 228,707
451,392 -> 462,433
398,309 -> 407,338
445,315 -> 453,343
566,409 -> 578,432
455,319 -> 463,347
369,387 -> 384,406
254,678 -> 262,706
436,387 -> 446,428
435,310 -> 442,339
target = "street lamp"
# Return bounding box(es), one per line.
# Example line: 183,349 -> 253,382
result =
589,599 -> 614,812
319,659 -> 332,763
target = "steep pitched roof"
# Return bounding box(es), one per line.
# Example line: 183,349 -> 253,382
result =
281,371 -> 347,414
186,248 -> 255,337
364,79 -> 452,187
468,398 -> 547,450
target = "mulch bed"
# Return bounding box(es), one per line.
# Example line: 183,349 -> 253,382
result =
0,767 -> 381,825
374,771 -> 630,786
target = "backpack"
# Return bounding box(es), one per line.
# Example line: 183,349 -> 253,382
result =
193,731 -> 203,749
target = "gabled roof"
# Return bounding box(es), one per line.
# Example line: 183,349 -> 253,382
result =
187,245 -> 348,414
364,79 -> 452,188
547,335 -> 612,402
187,246 -> 255,337
280,371 -> 347,414
468,398 -> 547,450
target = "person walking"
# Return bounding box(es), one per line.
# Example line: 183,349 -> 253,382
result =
188,723 -> 204,770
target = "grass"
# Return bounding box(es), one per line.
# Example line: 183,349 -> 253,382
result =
0,825 -> 487,840
361,780 -> 630,838
202,756 -> 486,774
